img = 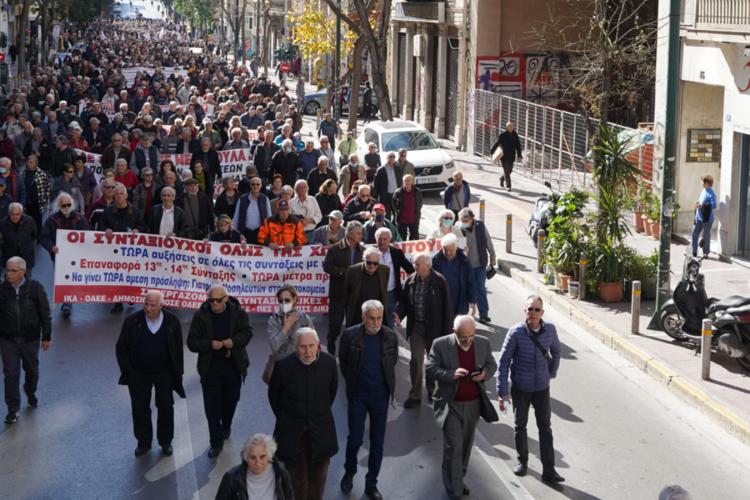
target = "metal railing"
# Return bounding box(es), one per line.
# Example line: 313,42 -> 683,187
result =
694,0 -> 750,30
472,90 -> 652,192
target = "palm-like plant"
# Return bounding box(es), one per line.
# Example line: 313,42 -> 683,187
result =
592,124 -> 641,193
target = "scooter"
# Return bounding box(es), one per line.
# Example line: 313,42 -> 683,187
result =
658,254 -> 750,372
527,181 -> 556,248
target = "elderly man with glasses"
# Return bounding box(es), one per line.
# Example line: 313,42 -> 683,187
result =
188,284 -> 253,459
233,175 -> 272,244
344,247 -> 389,327
0,256 -> 52,425
116,290 -> 185,458
496,294 -> 564,483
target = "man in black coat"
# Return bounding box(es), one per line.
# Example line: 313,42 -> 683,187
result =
322,221 -> 364,355
489,121 -> 523,191
271,139 -> 300,188
0,203 -> 38,274
372,153 -> 402,218
187,285 -> 253,459
252,130 -> 280,184
399,252 -> 454,409
338,300 -> 398,500
147,187 -> 186,237
0,256 -> 52,425
190,137 -> 222,189
269,328 -> 338,500
179,178 -> 215,240
115,290 -> 186,457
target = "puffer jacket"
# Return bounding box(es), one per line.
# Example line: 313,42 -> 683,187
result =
215,460 -> 294,500
257,213 -> 307,246
0,279 -> 52,342
187,297 -> 253,381
496,320 -> 561,396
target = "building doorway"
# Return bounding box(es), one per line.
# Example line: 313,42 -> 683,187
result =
738,134 -> 750,256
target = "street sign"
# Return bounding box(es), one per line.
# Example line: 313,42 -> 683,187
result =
280,62 -> 290,73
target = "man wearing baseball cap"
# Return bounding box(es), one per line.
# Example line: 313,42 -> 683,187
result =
310,210 -> 345,246
257,199 -> 307,248
363,203 -> 401,245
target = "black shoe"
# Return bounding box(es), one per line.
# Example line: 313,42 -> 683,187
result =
327,342 -> 336,356
4,412 -> 18,424
340,473 -> 353,494
62,303 -> 72,318
365,486 -> 383,500
161,444 -> 173,456
134,444 -> 151,457
478,316 -> 492,325
223,428 -> 231,440
463,486 -> 470,495
110,303 -> 123,314
403,398 -> 421,409
542,470 -> 565,483
208,446 -> 223,459
513,462 -> 527,476
26,393 -> 38,408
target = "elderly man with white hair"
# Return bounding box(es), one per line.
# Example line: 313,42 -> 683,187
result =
216,433 -> 295,499
0,256 -> 52,425
432,233 -> 474,316
40,193 -> 90,317
290,179 -> 322,240
426,315 -> 498,500
399,251 -> 454,409
374,226 -> 414,328
269,327 -> 338,500
187,284 -> 252,459
116,290 -> 186,457
270,138 -> 300,187
344,247 -> 389,327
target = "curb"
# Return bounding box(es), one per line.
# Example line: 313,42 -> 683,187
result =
498,260 -> 750,446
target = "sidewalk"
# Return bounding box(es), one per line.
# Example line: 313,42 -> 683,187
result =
452,150 -> 750,445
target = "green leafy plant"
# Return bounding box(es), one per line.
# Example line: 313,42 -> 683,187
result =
592,124 -> 641,193
592,187 -> 631,245
544,188 -> 590,276
593,241 -> 625,283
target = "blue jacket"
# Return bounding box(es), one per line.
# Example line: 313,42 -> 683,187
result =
443,181 -> 471,211
695,187 -> 717,224
496,320 -> 561,396
432,249 -> 473,315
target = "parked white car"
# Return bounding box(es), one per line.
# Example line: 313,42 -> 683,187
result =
356,120 -> 456,192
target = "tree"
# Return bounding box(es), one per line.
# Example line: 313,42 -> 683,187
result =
320,0 -> 394,120
529,0 -> 657,126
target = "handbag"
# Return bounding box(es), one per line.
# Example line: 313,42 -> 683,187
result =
528,331 -> 553,371
261,354 -> 276,384
491,145 -> 504,163
486,266 -> 497,280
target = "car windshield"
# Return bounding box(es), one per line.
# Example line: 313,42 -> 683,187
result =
381,131 -> 439,151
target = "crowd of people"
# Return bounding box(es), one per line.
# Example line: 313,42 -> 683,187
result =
0,15 -> 570,500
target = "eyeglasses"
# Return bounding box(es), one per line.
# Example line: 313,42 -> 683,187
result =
208,297 -> 226,304
365,261 -> 379,266
278,298 -> 293,304
61,203 -> 72,208
526,307 -> 542,313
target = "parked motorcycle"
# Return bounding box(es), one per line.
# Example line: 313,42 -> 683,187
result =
527,181 -> 555,248
658,254 -> 750,372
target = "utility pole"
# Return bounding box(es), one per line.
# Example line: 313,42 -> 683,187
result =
333,0 -> 341,120
255,0 -> 260,57
234,0 -> 241,62
648,0 -> 681,330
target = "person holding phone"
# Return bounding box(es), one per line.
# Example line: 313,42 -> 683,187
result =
426,315 -> 498,500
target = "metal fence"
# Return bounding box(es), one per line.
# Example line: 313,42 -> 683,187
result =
472,90 -> 648,192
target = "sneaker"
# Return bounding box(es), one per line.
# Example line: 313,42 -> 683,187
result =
4,412 -> 18,424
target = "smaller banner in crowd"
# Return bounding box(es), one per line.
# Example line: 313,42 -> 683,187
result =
52,231 -> 445,313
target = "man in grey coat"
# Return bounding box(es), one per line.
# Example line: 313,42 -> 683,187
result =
497,294 -> 564,483
426,315 -> 498,500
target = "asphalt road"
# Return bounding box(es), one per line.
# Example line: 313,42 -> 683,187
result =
1,241 -> 750,499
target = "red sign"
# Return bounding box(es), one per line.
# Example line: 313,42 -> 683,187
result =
280,63 -> 290,73
0,53 -> 5,63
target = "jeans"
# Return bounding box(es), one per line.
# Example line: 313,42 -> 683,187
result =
408,322 -> 434,400
328,300 -> 346,349
345,390 -> 390,488
691,219 -> 713,256
0,338 -> 40,413
471,266 -> 489,317
386,290 -> 398,329
201,360 -> 242,448
511,387 -> 555,472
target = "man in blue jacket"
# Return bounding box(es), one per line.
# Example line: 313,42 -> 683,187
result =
496,295 -> 564,483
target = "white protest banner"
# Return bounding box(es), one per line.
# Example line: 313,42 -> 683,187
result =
53,231 -> 444,312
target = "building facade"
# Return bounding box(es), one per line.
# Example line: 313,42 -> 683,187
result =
654,0 -> 750,258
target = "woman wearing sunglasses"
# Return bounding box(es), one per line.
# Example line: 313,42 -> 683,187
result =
264,285 -> 314,383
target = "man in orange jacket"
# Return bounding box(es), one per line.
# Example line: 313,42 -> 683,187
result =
257,199 -> 307,248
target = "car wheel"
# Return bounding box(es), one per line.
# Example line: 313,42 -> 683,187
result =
304,101 -> 320,116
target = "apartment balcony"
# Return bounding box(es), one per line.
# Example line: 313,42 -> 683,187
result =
682,0 -> 750,42
393,1 -> 446,24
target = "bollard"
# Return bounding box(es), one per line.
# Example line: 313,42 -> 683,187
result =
536,229 -> 546,273
701,318 -> 712,380
578,254 -> 588,300
631,280 -> 641,334
479,198 -> 486,221
505,214 -> 512,254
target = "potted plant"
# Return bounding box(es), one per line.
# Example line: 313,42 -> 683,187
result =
643,250 -> 659,300
543,188 -> 589,292
594,242 -> 625,302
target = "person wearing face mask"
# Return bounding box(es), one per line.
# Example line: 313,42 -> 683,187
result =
339,153 -> 366,197
265,285 -> 314,383
363,203 -> 401,244
187,285 -> 253,459
39,193 -> 90,318
426,315 -> 499,500
458,207 -> 496,325
338,300 -> 398,500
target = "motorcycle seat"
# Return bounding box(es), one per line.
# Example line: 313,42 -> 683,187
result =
726,304 -> 750,315
711,295 -> 750,311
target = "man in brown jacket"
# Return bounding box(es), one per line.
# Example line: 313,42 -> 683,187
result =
344,247 -> 389,326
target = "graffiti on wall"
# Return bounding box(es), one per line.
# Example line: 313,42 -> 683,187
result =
476,52 -> 564,106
